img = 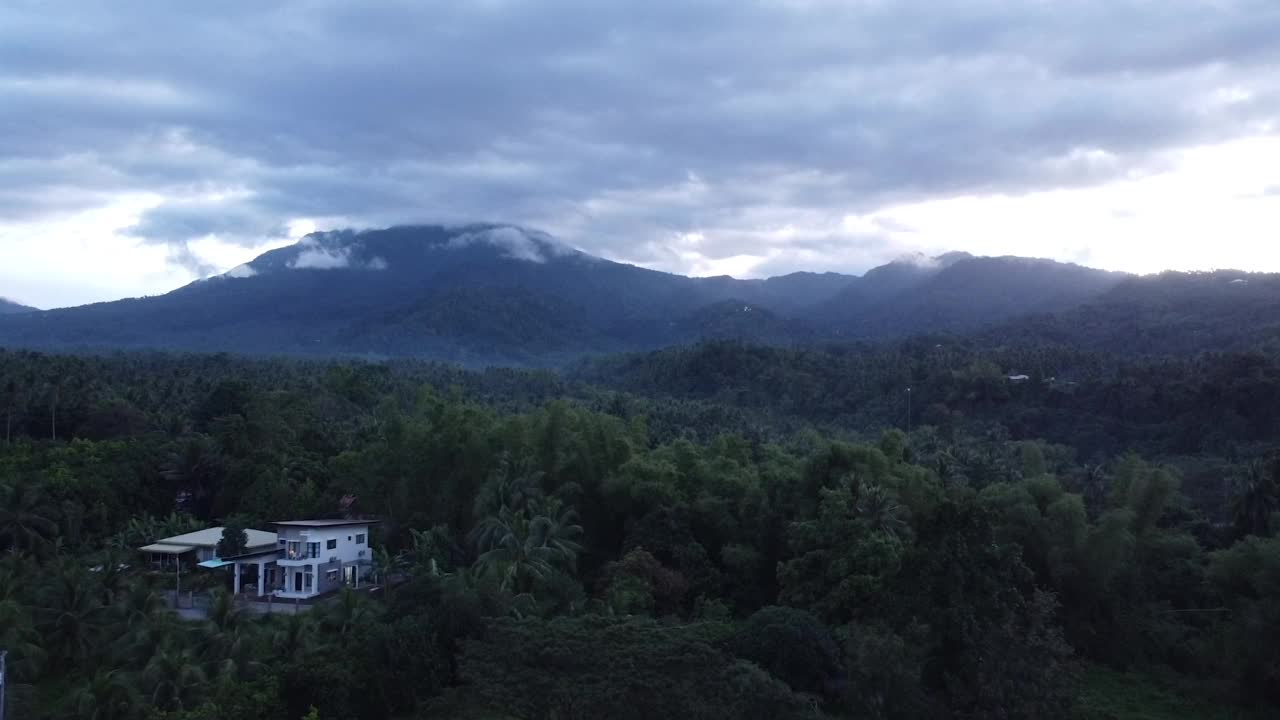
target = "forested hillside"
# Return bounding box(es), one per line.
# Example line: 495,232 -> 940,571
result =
0,225 -> 1142,364
988,271 -> 1280,355
2,345 -> 1279,719
815,255 -> 1127,338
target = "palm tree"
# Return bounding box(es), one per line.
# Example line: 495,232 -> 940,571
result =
202,590 -> 260,680
36,563 -> 108,667
93,549 -> 131,605
68,669 -> 140,720
534,499 -> 584,573
109,582 -> 178,668
0,478 -> 59,555
0,571 -> 46,681
206,589 -> 244,635
856,483 -> 910,541
143,643 -> 208,711
162,438 -> 222,516
471,502 -> 583,595
321,587 -> 376,639
474,454 -> 546,518
1231,460 -> 1279,538
269,612 -> 316,659
1081,463 -> 1109,510
370,545 -> 408,602
114,582 -> 165,631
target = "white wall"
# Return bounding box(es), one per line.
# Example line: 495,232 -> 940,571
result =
275,525 -> 371,597
276,525 -> 370,564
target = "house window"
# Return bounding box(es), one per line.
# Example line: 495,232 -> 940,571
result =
356,533 -> 366,545
308,542 -> 320,559
304,567 -> 314,590
326,539 -> 337,550
326,569 -> 339,583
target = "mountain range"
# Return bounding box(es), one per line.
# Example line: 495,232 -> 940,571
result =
0,298 -> 37,315
0,224 -> 1271,364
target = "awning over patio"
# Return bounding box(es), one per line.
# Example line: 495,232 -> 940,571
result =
140,543 -> 195,555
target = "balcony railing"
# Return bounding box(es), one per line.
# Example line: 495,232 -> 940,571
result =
281,546 -> 321,561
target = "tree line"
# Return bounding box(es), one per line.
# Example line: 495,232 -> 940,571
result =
1,346 -> 1278,718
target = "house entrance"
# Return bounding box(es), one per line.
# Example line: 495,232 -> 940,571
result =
294,572 -> 303,593
344,566 -> 355,585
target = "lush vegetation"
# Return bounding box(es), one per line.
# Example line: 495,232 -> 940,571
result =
2,343 -> 1279,719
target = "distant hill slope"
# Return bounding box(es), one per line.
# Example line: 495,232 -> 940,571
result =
0,225 -> 847,364
811,254 -> 1128,338
986,271 -> 1280,355
0,298 -> 37,314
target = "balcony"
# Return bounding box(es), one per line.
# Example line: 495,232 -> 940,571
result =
276,545 -> 321,566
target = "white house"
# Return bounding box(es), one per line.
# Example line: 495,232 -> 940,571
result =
264,519 -> 379,600
141,520 -> 378,601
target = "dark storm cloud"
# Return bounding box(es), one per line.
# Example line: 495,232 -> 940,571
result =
3,0 -> 1279,274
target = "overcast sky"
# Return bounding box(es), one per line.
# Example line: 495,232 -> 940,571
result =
3,1 -> 1280,308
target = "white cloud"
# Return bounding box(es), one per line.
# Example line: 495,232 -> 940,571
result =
287,240 -> 389,271
446,225 -> 576,263
856,134 -> 1280,275
224,263 -> 257,278
290,247 -> 351,269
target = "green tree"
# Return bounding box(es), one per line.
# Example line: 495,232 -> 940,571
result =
471,501 -> 582,596
1232,459 -> 1279,539
732,606 -> 843,700
68,669 -> 140,720
458,617 -> 813,720
216,518 -> 249,558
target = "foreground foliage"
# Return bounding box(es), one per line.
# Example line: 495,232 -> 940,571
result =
1,346 -> 1277,718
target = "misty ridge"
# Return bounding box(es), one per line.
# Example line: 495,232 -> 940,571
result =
1,223 -> 1275,365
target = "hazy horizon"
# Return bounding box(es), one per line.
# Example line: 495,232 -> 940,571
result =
2,224 -> 1267,312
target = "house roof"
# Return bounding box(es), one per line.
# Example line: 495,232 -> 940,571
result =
221,546 -> 284,561
272,519 -> 380,529
140,542 -> 195,555
145,527 -> 278,550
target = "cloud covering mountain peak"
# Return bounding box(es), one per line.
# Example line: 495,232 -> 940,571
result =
445,225 -> 580,264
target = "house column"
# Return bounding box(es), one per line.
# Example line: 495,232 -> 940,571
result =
234,561 -> 242,595
258,560 -> 269,597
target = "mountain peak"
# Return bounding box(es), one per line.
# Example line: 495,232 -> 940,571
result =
233,224 -> 587,278
884,250 -> 972,270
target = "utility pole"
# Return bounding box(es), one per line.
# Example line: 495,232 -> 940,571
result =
1,648 -> 8,720
906,386 -> 913,435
